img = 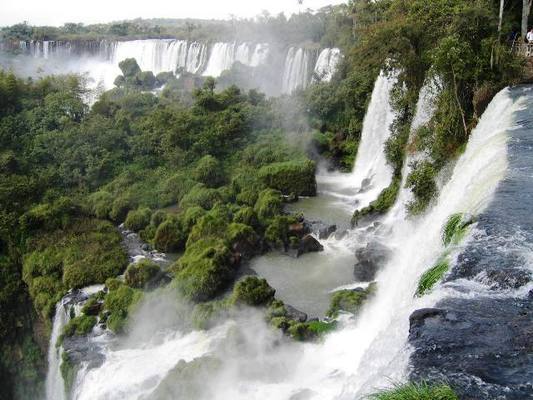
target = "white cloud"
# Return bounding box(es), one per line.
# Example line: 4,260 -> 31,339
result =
0,0 -> 347,26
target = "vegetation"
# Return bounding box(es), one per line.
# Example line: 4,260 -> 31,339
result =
124,260 -> 162,289
416,259 -> 450,297
231,276 -> 276,306
327,283 -> 376,318
369,382 -> 459,400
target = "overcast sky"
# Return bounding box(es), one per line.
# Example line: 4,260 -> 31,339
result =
0,0 -> 347,26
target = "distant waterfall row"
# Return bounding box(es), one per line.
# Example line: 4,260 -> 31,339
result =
11,39 -> 341,94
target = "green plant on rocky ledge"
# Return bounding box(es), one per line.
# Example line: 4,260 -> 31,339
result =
416,258 -> 449,297
369,381 -> 458,400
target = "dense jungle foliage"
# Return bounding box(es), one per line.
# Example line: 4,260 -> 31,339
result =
0,0 -> 529,398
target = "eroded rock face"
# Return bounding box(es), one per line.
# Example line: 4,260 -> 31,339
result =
354,241 -> 391,281
318,224 -> 337,240
285,304 -> 308,323
409,298 -> 533,400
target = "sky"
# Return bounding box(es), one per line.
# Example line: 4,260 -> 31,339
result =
0,0 -> 347,27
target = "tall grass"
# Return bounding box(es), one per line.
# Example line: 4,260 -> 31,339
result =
369,382 -> 459,400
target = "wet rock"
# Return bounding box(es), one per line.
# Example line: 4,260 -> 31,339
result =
482,268 -> 531,290
334,230 -> 348,240
296,235 -> 324,257
288,223 -> 306,238
410,298 -> 533,400
282,193 -> 299,203
318,224 -> 337,240
354,241 -> 391,281
285,304 -> 308,323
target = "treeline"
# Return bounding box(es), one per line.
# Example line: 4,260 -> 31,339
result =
0,5 -> 352,48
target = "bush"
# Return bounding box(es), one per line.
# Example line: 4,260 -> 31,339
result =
181,206 -> 206,230
124,207 -> 152,232
173,238 -> 237,302
124,259 -> 161,289
406,161 -> 437,215
352,178 -> 400,226
416,258 -> 449,297
442,213 -> 473,246
109,194 -> 135,222
254,189 -> 282,224
258,160 -> 317,196
327,283 -> 376,318
193,155 -> 225,188
233,207 -> 259,229
137,71 -> 156,90
150,210 -> 168,229
89,191 -> 114,219
231,276 -> 275,306
154,218 -> 187,252
369,382 -> 459,400
60,315 -> 96,340
179,184 -> 222,210
264,216 -> 296,248
104,285 -> 143,333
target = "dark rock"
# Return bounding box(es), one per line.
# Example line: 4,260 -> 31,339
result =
282,193 -> 299,203
334,230 -> 348,240
82,301 -> 102,316
285,304 -> 307,322
318,224 -> 337,240
354,241 -> 391,281
296,235 -> 324,257
482,268 -> 531,290
141,243 -> 151,251
288,223 -> 306,238
408,308 -> 446,337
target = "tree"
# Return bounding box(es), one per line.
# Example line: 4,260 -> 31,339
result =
522,0 -> 532,38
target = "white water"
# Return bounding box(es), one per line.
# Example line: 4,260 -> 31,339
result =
317,72 -> 397,213
45,302 -> 68,400
313,48 -> 341,82
281,47 -> 311,94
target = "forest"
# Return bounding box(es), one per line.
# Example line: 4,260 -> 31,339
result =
0,0 -> 530,399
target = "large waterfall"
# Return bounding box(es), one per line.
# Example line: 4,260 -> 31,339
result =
61,74 -> 515,400
3,39 -> 340,95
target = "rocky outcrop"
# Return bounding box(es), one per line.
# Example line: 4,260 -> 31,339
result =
354,241 -> 391,281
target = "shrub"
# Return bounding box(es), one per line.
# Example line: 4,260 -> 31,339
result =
179,184 -> 222,210
264,216 -> 296,247
226,223 -> 258,247
124,259 -> 161,289
137,71 -> 156,89
416,258 -> 449,297
442,213 -> 473,246
352,178 -> 400,226
186,205 -> 231,245
327,283 -> 376,318
193,155 -> 225,188
124,207 -> 152,232
369,382 -> 459,400
254,189 -> 282,223
173,238 -> 237,302
109,194 -> 135,222
89,191 -> 114,219
231,276 -> 275,306
154,217 -> 187,252
258,160 -> 317,196
181,206 -> 206,231
150,210 -> 168,229
406,161 -> 437,215
60,315 -> 96,340
104,285 -> 143,333
233,207 -> 259,229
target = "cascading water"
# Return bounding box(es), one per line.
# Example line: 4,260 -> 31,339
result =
317,71 -> 397,214
313,48 -> 341,83
45,302 -> 68,400
281,47 -> 311,94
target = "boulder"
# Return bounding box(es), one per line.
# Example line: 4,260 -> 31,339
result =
288,222 -> 307,238
285,304 -> 308,323
318,224 -> 337,239
296,235 -> 324,257
354,241 -> 391,281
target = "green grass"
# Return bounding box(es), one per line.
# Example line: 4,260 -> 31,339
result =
416,258 -> 449,297
442,213 -> 472,246
369,382 -> 459,400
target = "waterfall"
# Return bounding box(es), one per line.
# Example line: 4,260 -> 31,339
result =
202,42 -> 237,77
313,48 -> 341,82
45,302 -> 68,400
281,47 -> 311,94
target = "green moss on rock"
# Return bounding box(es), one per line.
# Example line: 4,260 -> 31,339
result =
327,283 -> 376,318
104,285 -> 143,333
416,258 -> 449,297
370,382 -> 459,400
124,259 -> 161,289
124,207 -> 152,232
231,276 -> 275,306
